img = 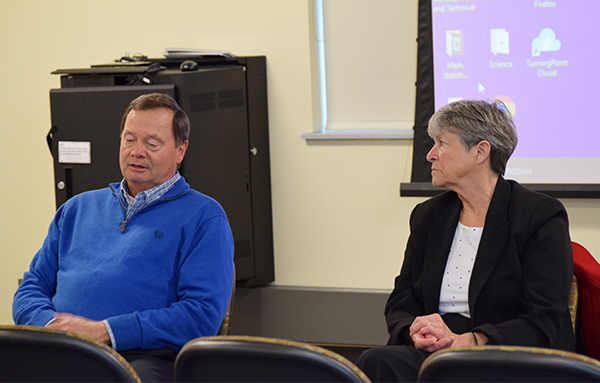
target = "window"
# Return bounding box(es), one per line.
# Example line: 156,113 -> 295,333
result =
304,0 -> 418,140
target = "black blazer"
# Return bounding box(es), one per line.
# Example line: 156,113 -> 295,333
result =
386,177 -> 575,351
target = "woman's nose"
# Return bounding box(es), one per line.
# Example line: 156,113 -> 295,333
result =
426,146 -> 437,162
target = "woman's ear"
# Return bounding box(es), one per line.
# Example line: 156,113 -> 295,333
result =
475,140 -> 491,163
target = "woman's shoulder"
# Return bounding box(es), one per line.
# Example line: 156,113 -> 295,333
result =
505,179 -> 565,210
502,179 -> 568,228
417,189 -> 459,211
410,189 -> 460,226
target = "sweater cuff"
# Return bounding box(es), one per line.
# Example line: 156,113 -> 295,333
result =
103,319 -> 117,349
105,314 -> 142,351
32,310 -> 56,328
44,317 -> 58,327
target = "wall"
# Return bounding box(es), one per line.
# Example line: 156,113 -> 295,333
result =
0,0 -> 598,327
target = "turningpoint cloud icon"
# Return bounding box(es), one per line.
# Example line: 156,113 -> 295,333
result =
532,28 -> 561,57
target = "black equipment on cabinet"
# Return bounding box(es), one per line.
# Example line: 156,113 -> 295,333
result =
48,56 -> 274,286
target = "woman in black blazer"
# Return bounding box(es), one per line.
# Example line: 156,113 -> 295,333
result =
356,100 -> 574,382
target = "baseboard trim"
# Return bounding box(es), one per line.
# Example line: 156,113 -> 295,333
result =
230,285 -> 391,346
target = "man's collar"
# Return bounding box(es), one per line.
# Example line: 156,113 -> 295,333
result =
119,172 -> 181,201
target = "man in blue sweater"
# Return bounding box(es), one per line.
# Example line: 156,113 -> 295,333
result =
13,93 -> 235,382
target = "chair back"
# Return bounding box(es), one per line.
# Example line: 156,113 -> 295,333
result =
0,325 -> 140,382
569,274 -> 578,334
217,267 -> 235,335
417,346 -> 600,382
174,335 -> 371,382
572,241 -> 600,359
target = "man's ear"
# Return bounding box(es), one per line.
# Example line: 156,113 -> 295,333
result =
176,140 -> 189,164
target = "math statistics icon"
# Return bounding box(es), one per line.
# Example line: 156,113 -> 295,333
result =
446,30 -> 464,56
494,95 -> 516,118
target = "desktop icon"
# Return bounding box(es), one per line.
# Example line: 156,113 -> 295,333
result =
446,30 -> 464,56
532,28 -> 561,57
494,95 -> 516,117
491,28 -> 509,55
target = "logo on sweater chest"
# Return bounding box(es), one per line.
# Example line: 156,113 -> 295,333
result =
154,231 -> 164,239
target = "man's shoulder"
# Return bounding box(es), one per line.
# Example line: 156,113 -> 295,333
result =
62,187 -> 114,207
181,187 -> 220,204
168,186 -> 228,218
53,187 -> 115,224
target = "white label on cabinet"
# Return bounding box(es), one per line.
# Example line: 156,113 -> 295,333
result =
58,141 -> 91,164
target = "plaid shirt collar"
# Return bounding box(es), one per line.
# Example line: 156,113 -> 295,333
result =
120,172 -> 181,218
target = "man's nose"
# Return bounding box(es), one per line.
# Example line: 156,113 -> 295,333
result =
131,141 -> 146,157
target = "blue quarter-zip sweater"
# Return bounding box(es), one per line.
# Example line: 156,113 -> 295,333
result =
13,178 -> 234,353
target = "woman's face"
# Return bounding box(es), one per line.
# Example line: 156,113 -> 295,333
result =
426,130 -> 478,189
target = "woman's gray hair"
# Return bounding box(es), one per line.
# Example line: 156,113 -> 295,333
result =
428,99 -> 518,175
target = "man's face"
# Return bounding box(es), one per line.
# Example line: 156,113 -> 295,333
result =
119,108 -> 188,196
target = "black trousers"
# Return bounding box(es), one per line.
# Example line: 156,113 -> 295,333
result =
121,348 -> 176,383
356,313 -> 473,382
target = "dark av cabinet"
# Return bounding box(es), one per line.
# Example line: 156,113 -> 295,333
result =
48,56 -> 274,286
